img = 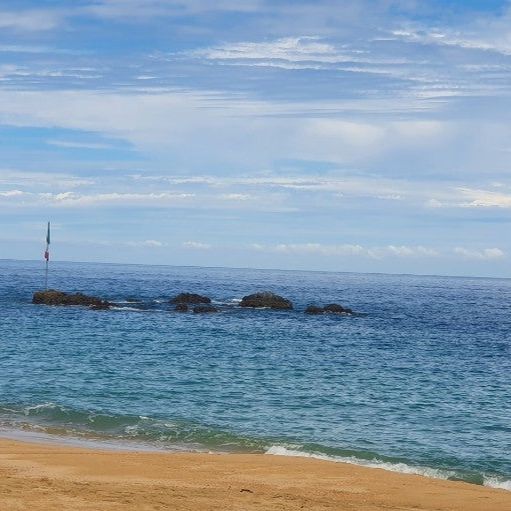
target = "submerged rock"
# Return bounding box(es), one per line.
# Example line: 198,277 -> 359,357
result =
193,305 -> 218,313
170,293 -> 211,305
305,305 -> 324,315
240,291 -> 293,310
323,303 -> 353,314
32,289 -> 110,308
174,303 -> 189,312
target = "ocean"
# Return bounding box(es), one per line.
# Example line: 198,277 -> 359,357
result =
0,259 -> 510,490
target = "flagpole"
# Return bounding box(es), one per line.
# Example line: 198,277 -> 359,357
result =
44,221 -> 50,290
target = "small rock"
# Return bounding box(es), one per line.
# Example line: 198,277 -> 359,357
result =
324,303 -> 353,314
193,305 -> 219,313
305,305 -> 324,315
33,289 -> 110,308
240,292 -> 293,310
175,303 -> 188,312
170,293 -> 211,304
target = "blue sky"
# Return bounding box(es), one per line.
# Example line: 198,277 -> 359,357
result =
1,0 -> 511,276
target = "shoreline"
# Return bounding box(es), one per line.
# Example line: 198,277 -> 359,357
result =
0,437 -> 509,510
2,427 -> 510,492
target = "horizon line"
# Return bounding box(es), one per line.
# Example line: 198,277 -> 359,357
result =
1,257 -> 509,282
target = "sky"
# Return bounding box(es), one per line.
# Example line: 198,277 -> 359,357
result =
1,0 -> 511,277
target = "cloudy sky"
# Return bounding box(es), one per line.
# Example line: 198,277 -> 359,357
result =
1,0 -> 511,276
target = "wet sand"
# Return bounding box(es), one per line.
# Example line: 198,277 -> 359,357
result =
0,438 -> 509,510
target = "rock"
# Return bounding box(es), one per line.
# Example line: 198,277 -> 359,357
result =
32,289 -> 110,308
193,305 -> 218,313
305,305 -> 324,315
175,303 -> 188,312
240,292 -> 293,310
170,293 -> 211,305
323,303 -> 353,314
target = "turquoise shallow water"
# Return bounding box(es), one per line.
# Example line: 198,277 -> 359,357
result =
0,259 -> 510,489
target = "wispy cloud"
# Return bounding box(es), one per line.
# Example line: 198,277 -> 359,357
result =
251,243 -> 440,259
0,189 -> 25,197
192,37 -> 348,65
453,247 -> 505,260
124,239 -> 166,247
46,139 -> 126,150
86,0 -> 264,19
456,188 -> 511,208
182,241 -> 211,250
0,170 -> 94,190
0,9 -> 63,31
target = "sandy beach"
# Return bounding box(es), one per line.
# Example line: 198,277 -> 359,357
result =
0,438 -> 509,510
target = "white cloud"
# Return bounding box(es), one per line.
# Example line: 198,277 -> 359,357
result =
86,0 -> 263,19
454,247 -> 505,260
0,190 -> 194,208
457,188 -> 511,208
0,10 -> 62,31
219,193 -> 251,201
46,140 -> 124,150
251,243 -> 440,259
125,239 -> 165,247
193,37 -> 344,64
390,21 -> 511,56
182,241 -> 211,250
0,190 -> 25,197
0,89 -> 456,171
187,36 -> 422,79
42,191 -> 194,207
0,170 -> 94,190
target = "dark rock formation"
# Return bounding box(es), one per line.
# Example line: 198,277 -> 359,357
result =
175,303 -> 189,312
170,293 -> 211,305
193,305 -> 218,313
323,303 -> 353,314
32,289 -> 110,308
240,292 -> 293,310
305,305 -> 325,315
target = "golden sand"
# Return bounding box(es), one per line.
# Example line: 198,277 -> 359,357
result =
0,438 -> 509,510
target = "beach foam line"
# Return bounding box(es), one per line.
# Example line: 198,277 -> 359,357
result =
266,445 -> 465,484
484,477 -> 511,491
266,447 -> 511,491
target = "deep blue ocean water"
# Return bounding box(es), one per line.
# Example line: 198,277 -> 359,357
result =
1,259 -> 510,489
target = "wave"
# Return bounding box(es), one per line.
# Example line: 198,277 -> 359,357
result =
266,445 -> 456,480
266,446 -> 511,491
0,402 -> 268,452
484,477 -> 511,491
1,402 -> 509,490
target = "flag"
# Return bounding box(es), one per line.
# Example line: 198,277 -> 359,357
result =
44,222 -> 50,261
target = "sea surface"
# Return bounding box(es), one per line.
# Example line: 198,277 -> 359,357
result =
0,259 -> 510,489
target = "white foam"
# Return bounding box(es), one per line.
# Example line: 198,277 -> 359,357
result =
23,402 -> 59,415
265,446 -> 455,481
111,306 -> 143,311
484,477 -> 511,491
